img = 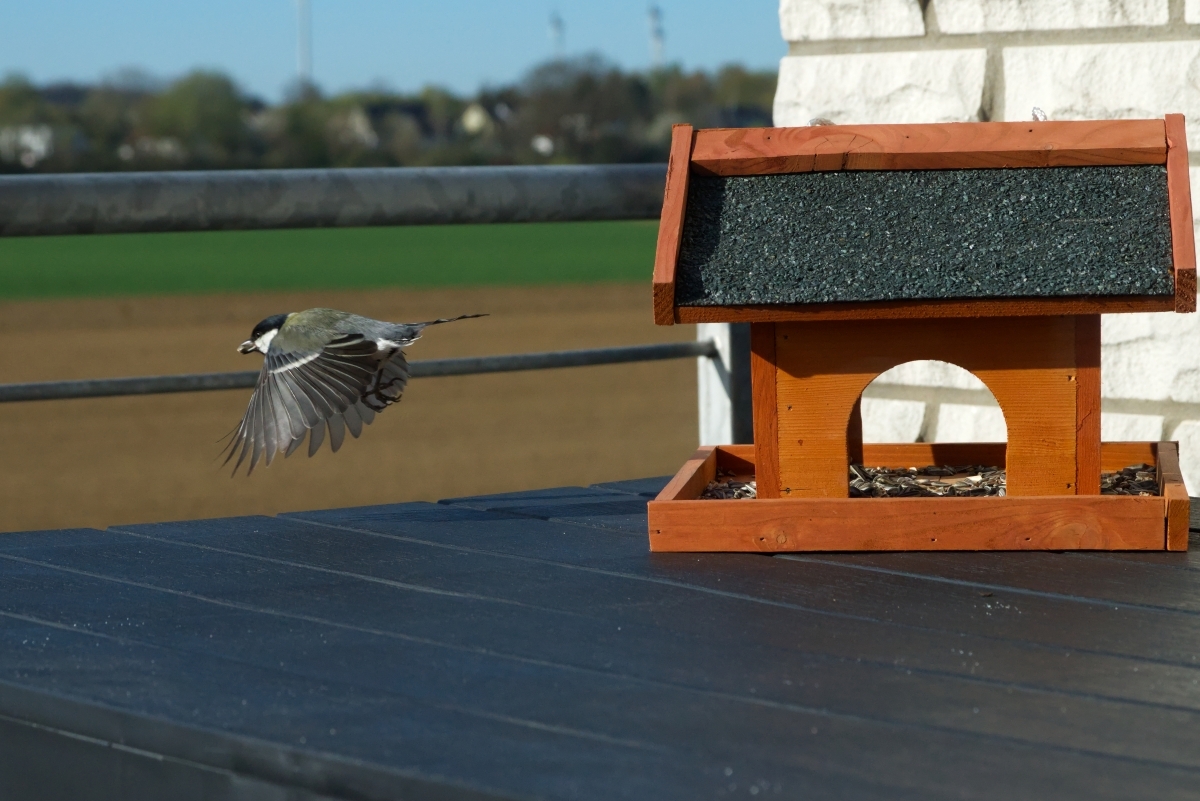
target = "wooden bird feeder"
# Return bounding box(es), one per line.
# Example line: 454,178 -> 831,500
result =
648,116 -> 1195,552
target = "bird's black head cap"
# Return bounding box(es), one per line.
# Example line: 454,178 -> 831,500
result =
250,313 -> 289,340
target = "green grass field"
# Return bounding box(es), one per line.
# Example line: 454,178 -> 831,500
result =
0,220 -> 660,299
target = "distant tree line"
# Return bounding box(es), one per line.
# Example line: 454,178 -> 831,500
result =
0,57 -> 775,173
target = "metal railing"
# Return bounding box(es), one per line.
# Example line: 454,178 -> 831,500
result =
0,164 -> 666,236
0,162 -> 751,439
0,341 -> 716,403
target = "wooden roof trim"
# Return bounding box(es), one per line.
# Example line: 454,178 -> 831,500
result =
651,124 -> 693,326
689,119 -> 1167,176
1165,114 -> 1196,313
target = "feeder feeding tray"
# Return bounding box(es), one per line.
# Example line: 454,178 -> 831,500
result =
648,117 -> 1195,552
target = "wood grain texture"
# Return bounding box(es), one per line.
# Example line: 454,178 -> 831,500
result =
716,444 -> 755,475
1165,114 -> 1197,314
674,295 -> 1174,324
864,442 -> 1152,472
1101,441 -> 1158,472
773,317 -> 1079,498
653,446 -> 716,502
847,397 -> 863,466
1075,315 -> 1102,495
651,124 -> 693,326
688,120 -> 1167,176
1176,263 -> 1197,314
1157,441 -> 1190,551
647,495 -> 1166,552
750,322 -> 781,499
862,443 -> 1008,469
1165,487 -> 1189,551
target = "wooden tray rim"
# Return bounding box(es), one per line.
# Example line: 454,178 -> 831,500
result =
647,442 -> 1187,553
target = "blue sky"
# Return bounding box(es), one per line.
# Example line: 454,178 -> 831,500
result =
1,1 -> 784,101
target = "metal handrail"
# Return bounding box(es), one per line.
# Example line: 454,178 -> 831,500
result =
0,164 -> 725,420
0,164 -> 666,236
0,341 -> 717,403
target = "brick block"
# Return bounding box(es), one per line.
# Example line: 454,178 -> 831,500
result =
1192,164 -> 1199,223
1170,420 -> 1200,492
875,360 -> 989,390
1103,313 -> 1200,401
1101,412 -> 1165,441
935,403 -> 1007,443
774,50 -> 987,126
1102,314 -> 1155,345
780,0 -> 924,41
1171,367 -> 1200,403
1003,42 -> 1200,144
862,398 -> 926,443
936,0 -> 1167,33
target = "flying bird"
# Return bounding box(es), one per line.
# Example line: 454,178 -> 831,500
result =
224,308 -> 485,475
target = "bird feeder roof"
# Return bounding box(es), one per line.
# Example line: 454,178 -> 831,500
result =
652,117 -> 1196,324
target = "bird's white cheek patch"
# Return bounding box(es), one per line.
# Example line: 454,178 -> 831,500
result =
255,330 -> 278,352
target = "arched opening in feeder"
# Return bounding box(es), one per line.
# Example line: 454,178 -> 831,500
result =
859,360 -> 1007,445
850,360 -> 1009,499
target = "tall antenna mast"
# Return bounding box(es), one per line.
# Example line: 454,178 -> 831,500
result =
549,12 -> 565,57
295,0 -> 312,83
648,5 -> 664,67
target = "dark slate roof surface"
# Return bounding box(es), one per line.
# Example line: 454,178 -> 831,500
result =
675,166 -> 1175,306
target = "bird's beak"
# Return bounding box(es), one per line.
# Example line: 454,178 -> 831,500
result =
237,340 -> 257,354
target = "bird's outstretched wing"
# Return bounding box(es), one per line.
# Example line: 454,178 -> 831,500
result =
223,334 -> 410,475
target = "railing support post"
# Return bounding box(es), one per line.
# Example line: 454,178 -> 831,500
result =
697,322 -> 753,445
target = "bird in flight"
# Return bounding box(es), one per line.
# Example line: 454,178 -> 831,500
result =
224,308 -> 485,475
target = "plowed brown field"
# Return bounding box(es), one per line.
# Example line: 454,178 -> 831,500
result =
0,284 -> 696,532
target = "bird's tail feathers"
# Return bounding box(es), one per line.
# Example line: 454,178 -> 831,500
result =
411,313 -> 488,330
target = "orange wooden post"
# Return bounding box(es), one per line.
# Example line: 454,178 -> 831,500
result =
1158,442 -> 1190,551
750,322 -> 780,499
1075,315 -> 1102,495
771,317 -> 1079,498
1166,114 -> 1197,313
847,397 -> 864,467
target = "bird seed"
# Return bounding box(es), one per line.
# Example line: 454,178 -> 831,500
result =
699,463 -> 1161,499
